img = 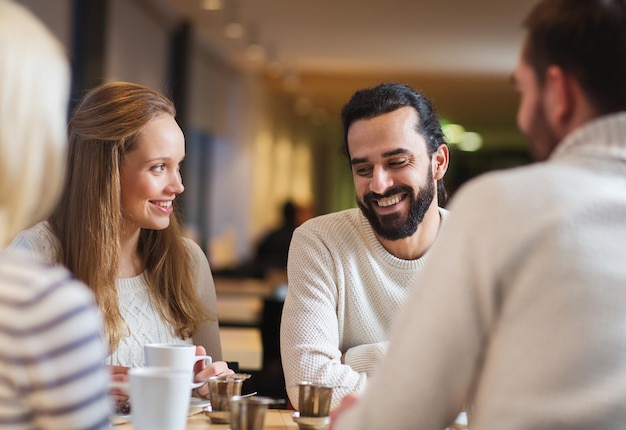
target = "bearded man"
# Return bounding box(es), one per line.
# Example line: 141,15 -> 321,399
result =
280,82 -> 450,409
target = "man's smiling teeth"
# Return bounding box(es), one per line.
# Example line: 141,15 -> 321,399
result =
153,201 -> 172,208
377,195 -> 401,207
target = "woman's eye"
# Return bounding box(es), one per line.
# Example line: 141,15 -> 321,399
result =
151,164 -> 165,172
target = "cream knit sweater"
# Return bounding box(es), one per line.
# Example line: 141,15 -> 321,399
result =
10,222 -> 222,366
281,207 -> 449,409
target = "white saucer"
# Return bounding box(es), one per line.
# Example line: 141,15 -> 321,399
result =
291,411 -> 330,430
189,396 -> 211,409
112,397 -> 210,425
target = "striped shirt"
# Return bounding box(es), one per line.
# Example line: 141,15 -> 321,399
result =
0,249 -> 111,429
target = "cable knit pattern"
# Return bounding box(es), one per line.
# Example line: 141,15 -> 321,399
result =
106,274 -> 190,367
10,222 -> 223,366
281,207 -> 449,409
334,113 -> 626,430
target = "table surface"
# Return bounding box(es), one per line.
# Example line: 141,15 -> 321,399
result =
115,409 -> 299,429
219,326 -> 262,371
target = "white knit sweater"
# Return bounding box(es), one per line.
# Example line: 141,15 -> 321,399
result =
10,222 -> 222,367
281,207 -> 449,409
334,113 -> 626,430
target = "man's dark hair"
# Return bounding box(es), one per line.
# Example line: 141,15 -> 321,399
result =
341,82 -> 448,206
524,0 -> 626,114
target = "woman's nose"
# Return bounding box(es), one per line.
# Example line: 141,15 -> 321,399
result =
169,171 -> 184,194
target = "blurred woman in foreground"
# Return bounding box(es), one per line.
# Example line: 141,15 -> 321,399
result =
0,1 -> 111,428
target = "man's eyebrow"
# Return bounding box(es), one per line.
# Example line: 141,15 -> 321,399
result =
382,148 -> 411,158
350,156 -> 368,166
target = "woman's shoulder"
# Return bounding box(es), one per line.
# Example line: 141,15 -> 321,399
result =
181,237 -> 210,267
9,221 -> 60,264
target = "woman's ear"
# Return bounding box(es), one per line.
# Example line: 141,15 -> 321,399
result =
432,144 -> 449,180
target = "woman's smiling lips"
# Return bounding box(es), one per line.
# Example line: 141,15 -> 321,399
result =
151,200 -> 174,214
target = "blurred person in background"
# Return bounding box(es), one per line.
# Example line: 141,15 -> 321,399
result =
331,0 -> 626,428
10,82 -> 233,401
254,200 -> 299,279
0,1 -> 111,428
281,82 -> 450,409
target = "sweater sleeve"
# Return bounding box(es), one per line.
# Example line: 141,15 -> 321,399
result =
6,266 -> 112,429
186,238 -> 223,361
8,222 -> 59,264
281,226 -> 368,410
343,341 -> 388,375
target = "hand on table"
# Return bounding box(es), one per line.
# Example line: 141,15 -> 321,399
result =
193,345 -> 235,398
109,365 -> 130,414
329,392 -> 360,430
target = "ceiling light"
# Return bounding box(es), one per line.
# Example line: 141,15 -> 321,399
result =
200,0 -> 222,10
225,22 -> 244,39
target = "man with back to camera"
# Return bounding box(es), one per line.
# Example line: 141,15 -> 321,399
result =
280,82 -> 450,409
331,0 -> 626,429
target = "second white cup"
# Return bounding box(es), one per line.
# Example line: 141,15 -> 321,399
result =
129,367 -> 192,430
144,343 -> 212,389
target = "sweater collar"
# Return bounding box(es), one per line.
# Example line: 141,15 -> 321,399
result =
551,112 -> 626,163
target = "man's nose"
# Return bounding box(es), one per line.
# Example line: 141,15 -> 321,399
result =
369,165 -> 392,195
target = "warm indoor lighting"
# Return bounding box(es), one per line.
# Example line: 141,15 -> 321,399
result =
246,44 -> 265,62
267,61 -> 283,79
283,71 -> 299,92
200,0 -> 222,10
294,97 -> 312,116
225,22 -> 244,39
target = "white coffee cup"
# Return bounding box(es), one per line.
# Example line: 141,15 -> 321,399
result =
129,367 -> 192,430
144,343 -> 212,389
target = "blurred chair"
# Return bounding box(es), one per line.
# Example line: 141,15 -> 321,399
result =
257,297 -> 287,404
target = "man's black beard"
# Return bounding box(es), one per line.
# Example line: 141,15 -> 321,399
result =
357,171 -> 435,241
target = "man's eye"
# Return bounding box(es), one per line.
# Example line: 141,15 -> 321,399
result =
388,158 -> 408,168
353,166 -> 372,176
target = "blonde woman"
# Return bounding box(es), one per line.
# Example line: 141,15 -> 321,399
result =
11,81 -> 232,395
0,1 -> 111,428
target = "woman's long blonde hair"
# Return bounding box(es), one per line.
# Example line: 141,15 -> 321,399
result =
0,0 -> 69,247
49,81 -> 210,351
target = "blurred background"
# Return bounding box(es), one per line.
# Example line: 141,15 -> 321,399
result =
17,0 -> 535,271
17,0 -> 538,399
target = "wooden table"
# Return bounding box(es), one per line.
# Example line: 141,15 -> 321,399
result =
115,409 -> 298,429
219,326 -> 262,371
